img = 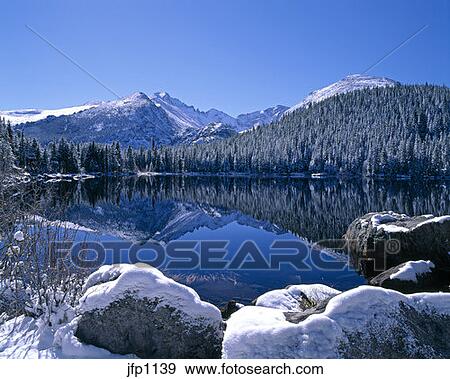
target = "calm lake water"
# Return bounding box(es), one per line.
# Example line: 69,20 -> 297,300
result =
36,175 -> 450,305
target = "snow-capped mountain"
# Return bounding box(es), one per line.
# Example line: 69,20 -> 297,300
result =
3,73 -> 401,147
7,91 -> 288,147
286,74 -> 399,113
17,92 -> 176,148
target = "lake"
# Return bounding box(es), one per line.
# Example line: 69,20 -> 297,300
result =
34,175 -> 450,306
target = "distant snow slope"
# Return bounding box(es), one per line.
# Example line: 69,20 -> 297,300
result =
16,92 -> 176,148
0,104 -> 99,125
286,74 -> 399,113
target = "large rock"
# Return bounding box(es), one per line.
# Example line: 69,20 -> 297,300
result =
370,260 -> 450,293
223,285 -> 450,358
74,264 -> 224,358
344,212 -> 450,277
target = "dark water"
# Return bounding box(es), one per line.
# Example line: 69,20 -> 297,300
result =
37,175 -> 450,305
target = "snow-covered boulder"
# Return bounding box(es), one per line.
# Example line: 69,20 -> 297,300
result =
223,286 -> 450,358
370,260 -> 449,293
74,264 -> 223,358
344,212 -> 450,276
255,284 -> 341,311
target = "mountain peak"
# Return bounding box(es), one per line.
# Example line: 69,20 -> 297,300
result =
155,91 -> 169,99
286,74 -> 399,113
342,73 -> 398,83
124,91 -> 151,102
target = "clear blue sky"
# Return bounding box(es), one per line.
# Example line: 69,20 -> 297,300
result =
0,0 -> 449,115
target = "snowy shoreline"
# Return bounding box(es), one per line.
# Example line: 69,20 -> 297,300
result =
11,169 -> 450,183
1,263 -> 449,359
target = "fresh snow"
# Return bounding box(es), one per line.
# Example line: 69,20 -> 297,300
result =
377,224 -> 410,233
370,212 -> 405,227
367,212 -> 450,233
389,260 -> 435,282
0,264 -> 221,359
0,315 -> 129,358
255,284 -> 341,311
223,285 -> 450,358
414,215 -> 450,228
0,104 -> 99,125
78,264 -> 222,325
286,74 -> 398,113
370,212 -> 409,232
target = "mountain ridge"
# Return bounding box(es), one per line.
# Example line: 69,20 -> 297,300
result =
2,73 -> 401,147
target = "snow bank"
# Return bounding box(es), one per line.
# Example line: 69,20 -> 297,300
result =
1,264 -> 222,359
255,284 -> 341,311
0,316 -> 125,358
389,260 -> 435,282
78,264 -> 221,325
223,285 -> 450,358
53,318 -> 132,358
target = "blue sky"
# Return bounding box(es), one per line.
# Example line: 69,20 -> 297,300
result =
0,0 -> 449,115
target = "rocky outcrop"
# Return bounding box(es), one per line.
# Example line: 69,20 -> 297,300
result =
344,212 -> 450,277
74,264 -> 224,358
370,260 -> 450,293
223,285 -> 450,359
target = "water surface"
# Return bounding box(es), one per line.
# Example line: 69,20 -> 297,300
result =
36,175 -> 449,305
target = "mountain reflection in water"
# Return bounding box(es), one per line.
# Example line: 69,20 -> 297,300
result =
33,175 -> 449,305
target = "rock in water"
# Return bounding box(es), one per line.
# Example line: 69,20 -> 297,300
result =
74,264 -> 224,358
344,212 -> 450,277
223,285 -> 450,358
